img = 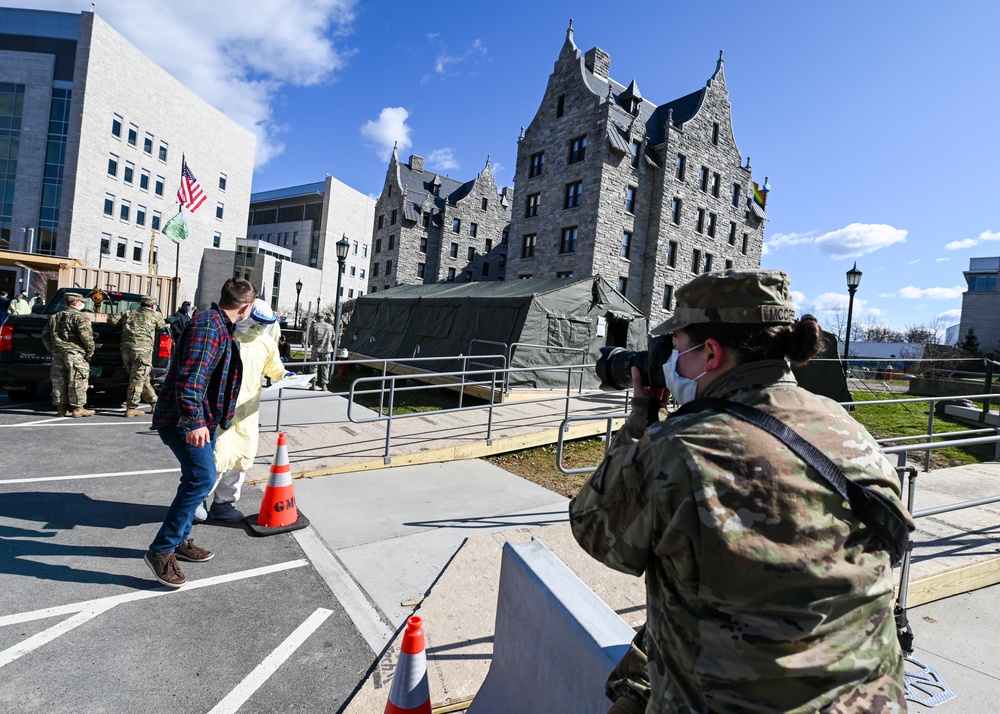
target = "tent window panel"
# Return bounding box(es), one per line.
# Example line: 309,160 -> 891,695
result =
546,316 -> 591,353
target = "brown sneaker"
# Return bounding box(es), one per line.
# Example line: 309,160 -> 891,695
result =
56,404 -> 68,417
124,408 -> 144,417
144,551 -> 186,588
175,538 -> 214,563
71,406 -> 95,418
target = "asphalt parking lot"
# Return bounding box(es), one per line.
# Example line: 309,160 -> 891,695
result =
0,393 -> 373,713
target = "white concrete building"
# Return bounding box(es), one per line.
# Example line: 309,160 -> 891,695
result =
215,176 -> 375,326
0,8 -> 255,307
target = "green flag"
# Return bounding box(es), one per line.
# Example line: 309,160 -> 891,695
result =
162,211 -> 189,245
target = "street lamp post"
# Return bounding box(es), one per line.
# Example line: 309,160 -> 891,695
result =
294,279 -> 303,330
332,235 -> 350,364
843,262 -> 863,376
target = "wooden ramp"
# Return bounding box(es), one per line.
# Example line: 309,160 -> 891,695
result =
254,390 -> 627,481
902,461 -> 1000,606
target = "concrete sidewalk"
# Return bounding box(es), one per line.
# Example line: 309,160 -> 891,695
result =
285,456 -> 1000,713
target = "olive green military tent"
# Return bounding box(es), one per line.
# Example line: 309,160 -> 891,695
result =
342,276 -> 647,390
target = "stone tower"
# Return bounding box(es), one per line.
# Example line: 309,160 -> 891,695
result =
368,149 -> 512,293
505,22 -> 767,320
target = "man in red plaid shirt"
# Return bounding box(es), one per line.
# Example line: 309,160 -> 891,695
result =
145,278 -> 255,588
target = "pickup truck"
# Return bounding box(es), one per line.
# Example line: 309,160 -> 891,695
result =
0,287 -> 174,401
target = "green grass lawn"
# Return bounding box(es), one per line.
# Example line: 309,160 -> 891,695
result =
848,391 -> 997,469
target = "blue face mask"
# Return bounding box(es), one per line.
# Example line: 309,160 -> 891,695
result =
661,343 -> 706,405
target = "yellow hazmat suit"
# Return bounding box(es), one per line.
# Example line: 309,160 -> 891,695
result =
202,311 -> 289,518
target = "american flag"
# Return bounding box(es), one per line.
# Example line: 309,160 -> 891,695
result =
177,161 -> 207,212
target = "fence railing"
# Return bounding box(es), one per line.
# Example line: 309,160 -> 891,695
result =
266,353 -> 628,463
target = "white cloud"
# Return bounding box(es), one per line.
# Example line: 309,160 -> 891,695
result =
790,290 -> 806,307
813,223 -> 907,259
813,292 -> 853,312
491,161 -> 506,177
360,107 -> 412,161
762,231 -> 816,256
427,148 -> 459,171
433,38 -> 488,76
10,0 -> 358,166
763,223 -> 906,258
938,309 -> 962,322
908,258 -> 921,265
936,257 -> 950,263
879,285 -> 966,300
945,229 -> 1000,251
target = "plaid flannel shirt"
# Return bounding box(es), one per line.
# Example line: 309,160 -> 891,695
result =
152,304 -> 242,434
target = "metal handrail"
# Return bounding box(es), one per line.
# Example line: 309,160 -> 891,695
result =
339,361 -> 612,463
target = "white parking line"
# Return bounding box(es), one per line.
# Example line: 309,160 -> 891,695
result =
207,608 -> 334,714
0,559 -> 309,628
0,467 -> 181,485
0,419 -> 147,428
0,559 -> 309,670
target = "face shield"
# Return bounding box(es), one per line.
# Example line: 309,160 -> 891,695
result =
237,298 -> 280,340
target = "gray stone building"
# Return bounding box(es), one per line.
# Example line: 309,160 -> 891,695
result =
0,8 -> 254,305
368,150 -> 512,293
237,176 -> 373,322
505,23 -> 768,318
958,257 -> 1000,353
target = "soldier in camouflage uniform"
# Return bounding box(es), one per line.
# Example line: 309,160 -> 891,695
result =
570,270 -> 913,713
109,296 -> 165,417
41,293 -> 96,418
308,313 -> 335,390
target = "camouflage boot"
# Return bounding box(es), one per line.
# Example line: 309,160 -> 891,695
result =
124,406 -> 144,417
71,406 -> 95,418
56,404 -> 68,417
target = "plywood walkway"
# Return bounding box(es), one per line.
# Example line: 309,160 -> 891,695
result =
254,389 -> 628,480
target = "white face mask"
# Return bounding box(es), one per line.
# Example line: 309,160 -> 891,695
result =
661,343 -> 706,405
235,318 -> 262,337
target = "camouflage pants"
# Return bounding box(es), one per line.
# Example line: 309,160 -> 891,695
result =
50,352 -> 90,408
123,347 -> 157,408
311,351 -> 331,388
605,625 -> 650,713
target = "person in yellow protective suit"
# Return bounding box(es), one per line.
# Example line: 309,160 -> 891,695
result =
196,298 -> 293,522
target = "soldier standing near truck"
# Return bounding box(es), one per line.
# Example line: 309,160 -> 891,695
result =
41,293 -> 95,418
109,296 -> 165,417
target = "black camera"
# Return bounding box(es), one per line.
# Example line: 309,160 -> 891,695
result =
595,335 -> 673,391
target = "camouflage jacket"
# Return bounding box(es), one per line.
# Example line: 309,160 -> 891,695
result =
41,306 -> 95,356
108,306 -> 165,349
570,360 -> 912,713
309,320 -> 335,354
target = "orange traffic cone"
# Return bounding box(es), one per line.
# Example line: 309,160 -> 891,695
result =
245,432 -> 310,536
385,616 -> 431,714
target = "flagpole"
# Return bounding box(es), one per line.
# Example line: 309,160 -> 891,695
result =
148,227 -> 156,300
174,212 -> 181,315
175,154 -> 184,314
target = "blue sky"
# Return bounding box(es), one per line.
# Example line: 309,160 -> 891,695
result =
15,1 -> 1000,335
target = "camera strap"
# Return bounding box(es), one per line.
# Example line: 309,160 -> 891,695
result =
673,397 -> 912,565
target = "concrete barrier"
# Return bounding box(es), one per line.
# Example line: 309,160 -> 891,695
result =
468,538 -> 637,714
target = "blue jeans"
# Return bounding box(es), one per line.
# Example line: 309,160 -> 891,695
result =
149,425 -> 218,554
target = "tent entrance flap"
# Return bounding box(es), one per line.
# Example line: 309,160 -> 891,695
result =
604,313 -> 631,348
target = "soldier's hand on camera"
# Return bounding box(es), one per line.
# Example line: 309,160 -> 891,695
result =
632,367 -> 669,402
